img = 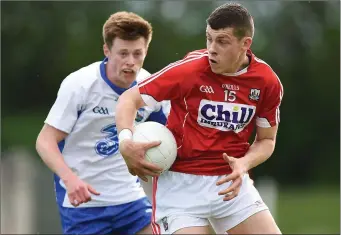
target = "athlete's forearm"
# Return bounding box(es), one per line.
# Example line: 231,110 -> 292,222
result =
240,138 -> 276,171
36,137 -> 75,182
116,90 -> 139,133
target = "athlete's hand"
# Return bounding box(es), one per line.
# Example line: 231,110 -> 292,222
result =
119,139 -> 163,182
63,174 -> 100,207
216,153 -> 247,201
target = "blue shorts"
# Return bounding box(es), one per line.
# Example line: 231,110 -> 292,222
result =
57,197 -> 152,235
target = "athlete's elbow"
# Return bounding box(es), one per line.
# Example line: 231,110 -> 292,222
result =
35,132 -> 45,157
36,129 -> 51,158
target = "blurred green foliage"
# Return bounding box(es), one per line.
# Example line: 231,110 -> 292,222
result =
2,1 -> 340,186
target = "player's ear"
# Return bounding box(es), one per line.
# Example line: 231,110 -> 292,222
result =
242,37 -> 252,50
103,43 -> 110,57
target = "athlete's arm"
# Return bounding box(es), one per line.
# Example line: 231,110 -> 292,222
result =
116,86 -> 163,181
216,125 -> 278,201
240,125 -> 278,170
117,55 -> 190,181
36,74 -> 101,206
217,71 -> 283,201
116,86 -> 146,134
36,124 -> 73,183
36,124 -> 100,206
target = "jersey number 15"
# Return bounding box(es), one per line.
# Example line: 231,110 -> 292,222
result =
224,90 -> 236,102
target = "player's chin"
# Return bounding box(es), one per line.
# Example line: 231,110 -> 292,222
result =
122,72 -> 136,82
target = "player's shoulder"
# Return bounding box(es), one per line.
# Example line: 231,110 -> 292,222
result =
136,68 -> 151,83
182,49 -> 209,72
251,52 -> 282,86
60,61 -> 102,91
157,49 -> 209,76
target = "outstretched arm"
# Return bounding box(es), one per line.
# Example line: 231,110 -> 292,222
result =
240,125 -> 278,170
116,86 -> 146,133
116,86 -> 163,181
217,125 -> 279,201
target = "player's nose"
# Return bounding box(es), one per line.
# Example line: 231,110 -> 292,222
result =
208,42 -> 217,56
126,55 -> 135,67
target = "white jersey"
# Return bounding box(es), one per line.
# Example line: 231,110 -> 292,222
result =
45,58 -> 169,208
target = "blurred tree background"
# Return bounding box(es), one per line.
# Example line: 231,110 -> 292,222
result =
1,1 -> 340,234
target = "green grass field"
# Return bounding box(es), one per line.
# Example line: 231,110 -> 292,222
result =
277,186 -> 340,234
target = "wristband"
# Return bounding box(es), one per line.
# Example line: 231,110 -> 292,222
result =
118,129 -> 133,144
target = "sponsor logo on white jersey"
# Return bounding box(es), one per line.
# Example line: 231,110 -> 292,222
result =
197,99 -> 256,132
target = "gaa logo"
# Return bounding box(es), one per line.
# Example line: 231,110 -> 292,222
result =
199,85 -> 214,93
197,99 -> 256,132
93,106 -> 109,115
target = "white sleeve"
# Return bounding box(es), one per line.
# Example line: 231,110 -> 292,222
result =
137,68 -> 160,110
137,68 -> 171,115
161,100 -> 171,117
44,75 -> 85,133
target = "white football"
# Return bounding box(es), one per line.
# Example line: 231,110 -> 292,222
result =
133,121 -> 177,173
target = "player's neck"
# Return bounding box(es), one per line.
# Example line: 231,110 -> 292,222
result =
225,53 -> 250,74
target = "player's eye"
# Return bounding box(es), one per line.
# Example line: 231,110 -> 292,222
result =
120,52 -> 128,56
134,52 -> 142,57
218,40 -> 229,44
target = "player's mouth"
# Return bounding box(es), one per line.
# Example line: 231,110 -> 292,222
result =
122,69 -> 135,75
209,59 -> 218,64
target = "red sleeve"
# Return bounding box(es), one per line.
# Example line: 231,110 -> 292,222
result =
256,73 -> 284,128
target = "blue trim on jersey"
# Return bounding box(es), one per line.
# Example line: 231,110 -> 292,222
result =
58,140 -> 65,153
147,107 -> 167,125
57,197 -> 152,234
54,174 -> 66,205
100,58 -> 137,95
57,109 -> 83,153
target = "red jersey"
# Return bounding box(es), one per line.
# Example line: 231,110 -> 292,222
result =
138,49 -> 283,175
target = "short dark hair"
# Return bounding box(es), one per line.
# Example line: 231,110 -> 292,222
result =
206,3 -> 254,39
103,11 -> 153,48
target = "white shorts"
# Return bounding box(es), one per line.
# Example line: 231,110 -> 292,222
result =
151,171 -> 268,234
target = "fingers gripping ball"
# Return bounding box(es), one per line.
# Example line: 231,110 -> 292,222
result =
133,122 -> 177,173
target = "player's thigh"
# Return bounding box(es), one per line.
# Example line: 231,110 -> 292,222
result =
153,172 -> 212,234
210,173 -> 277,234
154,215 -> 210,234
227,210 -> 281,234
139,176 -> 153,202
174,225 -> 212,234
